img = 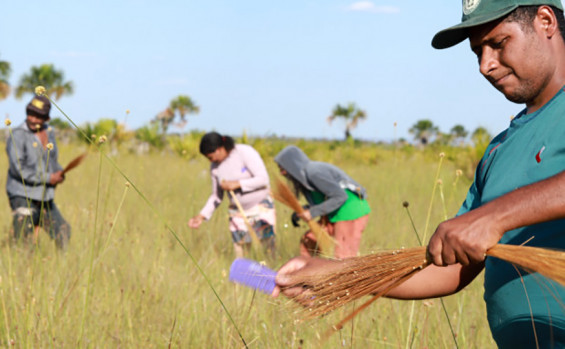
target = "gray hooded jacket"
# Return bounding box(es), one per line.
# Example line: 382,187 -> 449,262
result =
6,122 -> 63,201
274,145 -> 367,218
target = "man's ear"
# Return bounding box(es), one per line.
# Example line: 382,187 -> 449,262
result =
537,5 -> 559,38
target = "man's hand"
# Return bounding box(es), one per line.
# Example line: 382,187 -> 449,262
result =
49,171 -> 65,186
220,180 -> 241,191
188,214 -> 205,229
272,256 -> 345,298
427,205 -> 504,266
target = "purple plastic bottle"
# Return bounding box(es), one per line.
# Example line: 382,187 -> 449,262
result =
229,258 -> 277,294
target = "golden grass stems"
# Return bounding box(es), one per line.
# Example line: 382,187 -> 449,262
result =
272,178 -> 335,256
228,190 -> 261,248
486,244 -> 565,286
289,247 -> 429,319
62,152 -> 88,175
284,243 -> 565,336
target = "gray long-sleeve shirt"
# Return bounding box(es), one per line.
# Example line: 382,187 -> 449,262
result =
274,145 -> 366,218
6,122 -> 63,201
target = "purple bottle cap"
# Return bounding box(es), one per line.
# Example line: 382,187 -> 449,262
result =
229,258 -> 277,294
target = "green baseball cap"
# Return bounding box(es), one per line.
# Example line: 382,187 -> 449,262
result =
432,0 -> 564,49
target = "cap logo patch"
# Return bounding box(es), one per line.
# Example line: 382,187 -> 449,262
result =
463,0 -> 480,15
31,99 -> 44,110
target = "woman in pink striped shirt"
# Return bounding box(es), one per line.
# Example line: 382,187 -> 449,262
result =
188,132 -> 276,258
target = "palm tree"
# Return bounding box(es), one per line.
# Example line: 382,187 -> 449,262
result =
327,102 -> 367,140
409,119 -> 439,145
155,108 -> 175,132
15,64 -> 74,100
169,95 -> 199,128
0,54 -> 11,101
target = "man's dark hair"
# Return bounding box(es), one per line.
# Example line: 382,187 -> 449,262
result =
506,5 -> 565,40
199,132 -> 235,155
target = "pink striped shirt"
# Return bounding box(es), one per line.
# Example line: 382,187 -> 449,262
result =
200,144 -> 270,219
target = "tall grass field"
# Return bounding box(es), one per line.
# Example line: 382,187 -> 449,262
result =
0,137 -> 496,348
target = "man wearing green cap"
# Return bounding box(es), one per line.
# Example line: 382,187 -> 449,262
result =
273,1 -> 565,347
6,95 -> 71,249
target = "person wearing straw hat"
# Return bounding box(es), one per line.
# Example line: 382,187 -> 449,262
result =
6,94 -> 71,249
274,1 -> 565,347
274,145 -> 371,259
188,132 -> 276,258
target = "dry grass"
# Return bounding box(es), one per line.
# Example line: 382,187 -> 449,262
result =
272,177 -> 336,256
282,244 -> 565,338
62,151 -> 88,174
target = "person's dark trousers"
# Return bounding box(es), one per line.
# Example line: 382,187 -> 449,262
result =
9,196 -> 71,249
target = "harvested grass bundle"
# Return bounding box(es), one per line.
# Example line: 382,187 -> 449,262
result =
487,244 -> 565,286
284,244 -> 565,335
228,190 -> 261,248
272,178 -> 335,256
288,246 -> 429,320
62,152 -> 88,175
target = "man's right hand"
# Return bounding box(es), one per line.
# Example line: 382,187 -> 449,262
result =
427,204 -> 504,266
49,171 -> 65,186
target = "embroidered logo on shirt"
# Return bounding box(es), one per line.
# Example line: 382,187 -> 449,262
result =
535,146 -> 546,163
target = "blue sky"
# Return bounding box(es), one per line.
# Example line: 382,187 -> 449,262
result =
2,0 -> 520,142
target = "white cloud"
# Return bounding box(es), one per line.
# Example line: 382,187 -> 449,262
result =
347,1 -> 400,14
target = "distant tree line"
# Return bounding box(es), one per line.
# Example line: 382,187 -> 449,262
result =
409,119 -> 491,147
0,55 -> 492,149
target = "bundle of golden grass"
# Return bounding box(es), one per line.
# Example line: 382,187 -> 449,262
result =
284,244 -> 565,334
228,189 -> 261,247
272,178 -> 335,256
62,152 -> 88,175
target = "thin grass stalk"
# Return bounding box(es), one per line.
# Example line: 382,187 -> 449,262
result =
272,178 -> 335,256
228,190 -> 261,248
422,153 -> 444,244
405,152 -> 444,349
78,148 -> 103,347
4,237 -> 20,344
168,315 -> 177,349
47,94 -> 248,347
513,265 -> 540,348
435,179 -> 460,349
447,169 -> 463,209
0,288 -> 9,345
96,182 -> 130,262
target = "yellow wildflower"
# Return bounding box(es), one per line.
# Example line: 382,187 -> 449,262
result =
98,135 -> 107,144
126,109 -> 130,115
32,142 -> 38,148
46,143 -> 53,150
35,86 -> 46,96
439,152 -> 445,158
125,182 -> 131,188
456,169 -> 463,177
4,119 -> 11,126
